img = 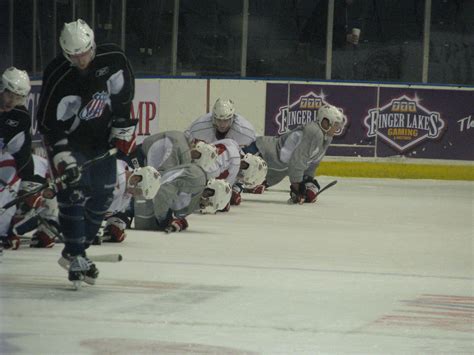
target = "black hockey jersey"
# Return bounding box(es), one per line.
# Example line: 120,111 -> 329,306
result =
37,43 -> 135,158
0,106 -> 34,179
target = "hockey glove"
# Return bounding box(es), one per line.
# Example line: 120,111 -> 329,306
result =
2,235 -> 20,250
303,176 -> 320,203
165,218 -> 189,233
243,181 -> 267,194
230,183 -> 243,206
109,117 -> 138,155
53,151 -> 81,186
289,182 -> 306,205
102,216 -> 127,243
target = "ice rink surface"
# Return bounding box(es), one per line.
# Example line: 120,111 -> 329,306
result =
1,177 -> 473,355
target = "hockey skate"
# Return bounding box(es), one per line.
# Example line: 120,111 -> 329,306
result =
59,253 -> 99,289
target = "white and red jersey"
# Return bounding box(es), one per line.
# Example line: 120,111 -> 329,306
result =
107,159 -> 133,216
0,152 -> 20,236
29,154 -> 57,222
205,138 -> 241,186
32,154 -> 52,179
185,113 -> 256,147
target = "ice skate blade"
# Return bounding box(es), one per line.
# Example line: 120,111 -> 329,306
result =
72,281 -> 82,290
84,277 -> 96,285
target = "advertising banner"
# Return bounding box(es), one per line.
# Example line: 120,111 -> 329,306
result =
265,83 -> 473,161
370,87 -> 473,160
131,80 -> 160,144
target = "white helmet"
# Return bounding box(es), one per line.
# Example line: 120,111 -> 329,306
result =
192,141 -> 218,171
239,154 -> 268,188
60,19 -> 96,62
316,104 -> 344,133
200,178 -> 232,214
128,166 -> 161,199
1,67 -> 31,97
212,98 -> 235,123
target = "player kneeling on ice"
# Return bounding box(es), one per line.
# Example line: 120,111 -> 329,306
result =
129,165 -> 231,233
242,104 -> 344,204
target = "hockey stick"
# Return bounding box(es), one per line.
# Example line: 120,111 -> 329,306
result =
57,254 -> 123,289
0,148 -> 118,214
57,254 -> 123,270
317,179 -> 338,195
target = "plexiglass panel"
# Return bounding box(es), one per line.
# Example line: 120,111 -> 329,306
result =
332,0 -> 425,82
429,0 -> 474,85
125,0 -> 175,75
177,0 -> 242,76
2,0 -> 473,85
247,0 -> 327,79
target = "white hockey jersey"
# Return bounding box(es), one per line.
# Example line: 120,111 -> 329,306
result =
185,113 -> 256,147
204,138 -> 241,186
0,152 -> 20,236
107,159 -> 133,216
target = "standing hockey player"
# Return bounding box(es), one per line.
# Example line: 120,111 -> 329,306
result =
185,98 -> 256,147
243,104 -> 344,204
37,19 -> 136,287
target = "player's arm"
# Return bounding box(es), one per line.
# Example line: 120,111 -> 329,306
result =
108,49 -> 135,119
287,128 -> 320,204
8,110 -> 34,180
37,63 -> 81,185
37,61 -> 71,148
107,49 -> 137,155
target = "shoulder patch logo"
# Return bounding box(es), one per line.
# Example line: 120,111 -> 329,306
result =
78,91 -> 110,121
5,119 -> 19,127
96,66 -> 110,77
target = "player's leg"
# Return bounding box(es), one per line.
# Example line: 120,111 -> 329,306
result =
83,155 -> 116,247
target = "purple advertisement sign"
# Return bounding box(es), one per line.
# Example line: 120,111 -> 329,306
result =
372,88 -> 473,160
265,83 -> 474,161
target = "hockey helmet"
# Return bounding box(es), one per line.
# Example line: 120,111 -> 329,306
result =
1,67 -> 31,97
316,104 -> 344,134
192,141 -> 218,171
212,98 -> 235,130
238,153 -> 268,188
60,19 -> 96,63
200,178 -> 232,214
128,166 -> 161,199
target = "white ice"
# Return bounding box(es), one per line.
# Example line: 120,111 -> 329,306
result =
1,177 -> 473,355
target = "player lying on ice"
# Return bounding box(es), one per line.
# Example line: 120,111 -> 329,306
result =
128,165 -> 232,233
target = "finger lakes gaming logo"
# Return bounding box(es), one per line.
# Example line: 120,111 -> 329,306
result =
363,95 -> 446,152
274,91 -> 347,136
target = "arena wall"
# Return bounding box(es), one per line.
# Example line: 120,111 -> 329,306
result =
30,78 -> 473,181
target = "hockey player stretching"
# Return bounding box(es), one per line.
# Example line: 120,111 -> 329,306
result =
185,98 -> 256,147
37,19 -> 136,287
131,164 -> 231,233
243,104 -> 344,204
